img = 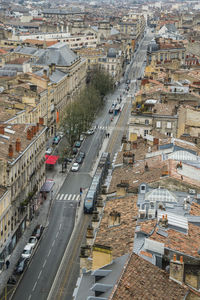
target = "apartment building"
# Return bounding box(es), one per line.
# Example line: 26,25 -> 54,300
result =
0,123 -> 46,268
147,38 -> 186,66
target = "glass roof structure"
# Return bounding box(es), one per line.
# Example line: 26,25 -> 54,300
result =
145,188 -> 177,202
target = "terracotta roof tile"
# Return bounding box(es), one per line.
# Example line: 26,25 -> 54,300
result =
111,253 -> 188,300
149,223 -> 200,258
95,196 -> 138,259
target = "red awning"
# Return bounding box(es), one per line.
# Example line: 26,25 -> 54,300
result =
45,155 -> 59,165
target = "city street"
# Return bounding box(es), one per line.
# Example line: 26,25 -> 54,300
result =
11,30 -> 153,300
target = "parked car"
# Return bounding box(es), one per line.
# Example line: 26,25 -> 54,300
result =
80,134 -> 84,142
86,129 -> 95,135
32,225 -> 43,240
79,151 -> 85,159
71,162 -> 80,172
45,147 -> 53,155
27,236 -> 37,249
74,141 -> 81,148
57,131 -> 64,138
52,136 -> 61,145
21,244 -> 33,259
75,156 -> 83,164
72,147 -> 78,155
14,257 -> 28,275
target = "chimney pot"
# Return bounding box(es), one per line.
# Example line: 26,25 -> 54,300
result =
180,256 -> 183,263
39,117 -> 44,125
27,128 -> 32,140
16,138 -> 21,152
173,254 -> 176,261
8,144 -> 13,158
36,123 -> 39,132
0,125 -> 4,135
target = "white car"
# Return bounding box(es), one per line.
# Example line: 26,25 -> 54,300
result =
21,244 -> 33,259
45,147 -> 53,155
86,129 -> 95,135
27,236 -> 37,249
71,162 -> 80,172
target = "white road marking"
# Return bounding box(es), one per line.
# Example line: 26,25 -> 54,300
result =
59,223 -> 62,230
60,194 -> 64,200
76,194 -> 80,201
72,194 -> 76,200
56,231 -> 59,238
38,270 -> 42,279
52,240 -> 55,247
47,249 -> 51,257
32,281 -> 37,291
68,194 -> 72,200
64,194 -> 68,200
28,295 -> 32,300
43,259 -> 47,268
56,194 -> 60,200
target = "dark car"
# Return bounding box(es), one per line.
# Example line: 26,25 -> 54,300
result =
79,151 -> 85,159
14,257 -> 28,275
74,141 -> 81,148
32,225 -> 43,240
72,147 -> 78,155
75,156 -> 83,164
52,136 -> 61,145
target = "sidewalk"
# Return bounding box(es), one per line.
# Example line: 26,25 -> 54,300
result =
0,163 -> 67,297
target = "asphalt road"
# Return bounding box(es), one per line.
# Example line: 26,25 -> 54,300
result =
12,29 -> 153,300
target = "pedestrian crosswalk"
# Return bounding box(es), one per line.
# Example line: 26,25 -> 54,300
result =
56,193 -> 80,202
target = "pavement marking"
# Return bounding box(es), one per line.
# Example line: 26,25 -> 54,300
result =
52,239 -> 55,247
68,194 -> 72,200
43,259 -> 47,268
64,194 -> 68,200
56,231 -> 59,238
76,194 -> 80,201
38,270 -> 42,279
56,194 -> 60,200
59,223 -> 62,230
60,194 -> 64,200
32,281 -> 37,291
47,249 -> 51,257
72,194 -> 76,200
28,295 -> 32,300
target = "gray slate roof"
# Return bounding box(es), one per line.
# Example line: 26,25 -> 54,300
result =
74,254 -> 129,300
35,43 -> 78,67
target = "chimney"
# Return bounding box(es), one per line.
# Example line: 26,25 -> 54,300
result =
42,69 -> 48,79
16,138 -> 21,152
49,65 -> 52,75
39,117 -> 44,125
0,125 -> 4,135
170,255 -> 184,284
159,214 -> 168,228
52,63 -> 55,72
33,125 -> 37,135
8,144 -> 13,158
36,123 -> 39,132
27,128 -> 32,140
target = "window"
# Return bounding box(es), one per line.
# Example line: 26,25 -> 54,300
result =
144,130 -> 148,136
156,121 -> 161,128
166,132 -> 172,137
145,119 -> 149,125
167,122 -> 172,129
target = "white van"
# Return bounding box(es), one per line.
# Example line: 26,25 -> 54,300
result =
21,244 -> 33,259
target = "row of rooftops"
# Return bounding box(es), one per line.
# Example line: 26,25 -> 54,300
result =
75,134 -> 200,299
